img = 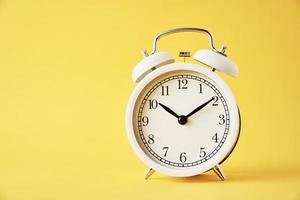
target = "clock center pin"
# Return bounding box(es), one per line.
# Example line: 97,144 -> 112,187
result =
178,115 -> 188,125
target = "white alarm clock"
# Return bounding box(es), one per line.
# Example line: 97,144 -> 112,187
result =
126,27 -> 241,180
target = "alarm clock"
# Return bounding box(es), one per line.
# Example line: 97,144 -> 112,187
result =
125,27 -> 241,180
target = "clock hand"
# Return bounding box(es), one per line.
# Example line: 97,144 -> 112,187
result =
158,103 -> 179,118
186,97 -> 215,118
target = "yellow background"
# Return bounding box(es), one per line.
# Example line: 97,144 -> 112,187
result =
0,0 -> 299,199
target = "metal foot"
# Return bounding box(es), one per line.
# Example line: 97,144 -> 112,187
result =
212,164 -> 226,181
144,168 -> 155,180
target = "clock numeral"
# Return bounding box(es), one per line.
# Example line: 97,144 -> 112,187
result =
148,99 -> 158,109
162,146 -> 169,157
199,83 -> 203,93
161,86 -> 169,96
147,134 -> 154,144
212,133 -> 219,143
219,114 -> 225,125
178,79 -> 188,89
141,116 -> 149,126
199,147 -> 206,158
212,96 -> 219,106
179,152 -> 187,163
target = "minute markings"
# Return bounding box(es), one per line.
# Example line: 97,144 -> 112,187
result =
137,74 -> 230,167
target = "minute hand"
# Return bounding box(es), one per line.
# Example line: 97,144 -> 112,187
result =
186,97 -> 215,118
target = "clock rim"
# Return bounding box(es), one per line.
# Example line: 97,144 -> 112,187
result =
126,62 -> 240,177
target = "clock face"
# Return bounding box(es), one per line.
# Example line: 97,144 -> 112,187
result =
133,70 -> 230,168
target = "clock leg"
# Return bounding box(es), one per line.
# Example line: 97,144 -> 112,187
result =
212,164 -> 226,181
144,167 -> 155,180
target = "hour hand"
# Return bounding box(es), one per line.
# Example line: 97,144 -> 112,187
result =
158,103 -> 179,118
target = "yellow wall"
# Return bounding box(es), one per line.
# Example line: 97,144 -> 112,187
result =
0,0 -> 299,199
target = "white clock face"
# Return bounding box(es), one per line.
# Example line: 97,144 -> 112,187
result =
133,70 -> 230,168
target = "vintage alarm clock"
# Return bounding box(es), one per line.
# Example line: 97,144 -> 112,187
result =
125,27 -> 241,180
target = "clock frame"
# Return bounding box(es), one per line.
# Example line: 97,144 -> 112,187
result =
126,63 -> 240,178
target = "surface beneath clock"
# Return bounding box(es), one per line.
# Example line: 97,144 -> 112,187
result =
0,164 -> 299,200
